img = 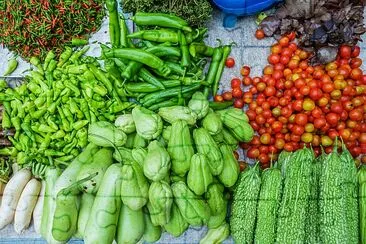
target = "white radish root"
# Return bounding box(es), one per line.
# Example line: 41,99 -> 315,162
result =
33,180 -> 45,234
14,178 -> 41,234
0,168 -> 31,229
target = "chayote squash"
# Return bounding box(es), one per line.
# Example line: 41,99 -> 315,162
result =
143,141 -> 171,181
168,120 -> 194,176
133,133 -> 148,148
188,92 -> 209,119
171,181 -> 211,226
158,106 -> 197,125
164,203 -> 189,237
217,108 -> 253,142
200,222 -> 230,244
143,207 -> 162,242
115,114 -> 136,134
124,133 -> 136,149
121,161 -> 149,210
187,154 -> 213,195
162,125 -> 172,143
202,109 -> 223,135
132,106 -> 163,140
148,181 -> 173,226
132,148 -> 147,167
218,144 -> 240,187
113,147 -> 133,163
222,128 -> 238,150
193,128 -> 223,176
206,183 -> 227,229
88,121 -> 127,147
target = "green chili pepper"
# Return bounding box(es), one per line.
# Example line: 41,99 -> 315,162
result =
138,68 -> 165,89
62,105 -> 74,124
89,110 -> 97,123
47,97 -> 62,114
34,94 -> 47,108
73,120 -> 89,130
56,154 -> 75,163
106,0 -> 121,48
165,61 -> 185,76
57,107 -> 71,132
71,38 -> 89,46
70,46 -> 90,64
148,98 -> 178,111
31,108 -> 47,119
8,137 -> 22,151
29,57 -> 44,74
78,98 -> 91,121
213,45 -> 232,96
128,29 -> 179,43
63,138 -> 77,154
125,82 -> 161,93
93,85 -> 108,96
27,82 -> 42,95
10,116 -> 21,139
46,116 -> 58,131
189,42 -> 214,57
45,149 -> 65,157
3,58 -> 18,76
21,122 -> 36,142
43,50 -> 56,71
88,64 -> 113,93
51,130 -> 66,140
38,124 -> 57,133
0,147 -> 17,157
131,12 -> 192,32
104,48 -> 171,77
67,64 -> 89,74
76,128 -> 88,148
119,17 -> 130,48
141,83 -> 201,107
40,133 -> 52,150
57,47 -> 73,67
178,30 -> 190,68
2,101 -> 12,129
204,47 -> 223,97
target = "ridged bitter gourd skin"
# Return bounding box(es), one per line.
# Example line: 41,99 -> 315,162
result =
254,167 -> 282,244
358,166 -> 366,244
319,149 -> 349,244
230,164 -> 261,244
276,148 -> 313,243
305,155 -> 322,244
340,145 -> 359,244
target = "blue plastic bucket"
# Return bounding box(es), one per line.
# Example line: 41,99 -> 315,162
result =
212,0 -> 283,28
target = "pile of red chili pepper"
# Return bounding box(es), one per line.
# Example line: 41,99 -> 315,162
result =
0,0 -> 104,59
217,33 -> 366,167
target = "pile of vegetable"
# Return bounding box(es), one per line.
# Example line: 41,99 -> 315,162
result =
218,33 -> 366,165
0,0 -> 105,59
231,142 -> 363,243
122,0 -> 213,27
258,0 -> 366,64
0,96 -> 254,243
0,47 -> 135,167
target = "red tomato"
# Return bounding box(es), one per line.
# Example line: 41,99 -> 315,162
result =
231,78 -> 241,88
279,36 -> 290,47
330,103 -> 343,114
350,58 -> 362,69
284,143 -> 294,152
339,45 -> 352,59
247,148 -> 260,159
351,46 -> 361,58
326,113 -> 340,126
255,29 -> 265,40
233,99 -> 244,108
272,121 -> 283,133
268,54 -> 280,65
240,65 -> 251,76
295,113 -> 308,126
351,68 -> 363,80
246,110 -> 256,121
280,55 -> 290,65
258,154 -> 270,164
222,92 -> 233,101
232,88 -> 243,98
292,125 -> 305,136
264,86 -> 276,97
309,88 -> 323,101
349,108 -> 363,121
214,95 -> 223,102
225,57 -> 235,68
292,100 -> 303,111
242,77 -> 252,86
314,117 -> 326,129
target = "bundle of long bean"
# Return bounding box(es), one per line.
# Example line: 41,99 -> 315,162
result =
102,10 -> 233,108
0,0 -> 104,59
0,47 -> 135,167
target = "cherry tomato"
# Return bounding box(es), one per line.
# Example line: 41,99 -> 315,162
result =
351,68 -> 363,80
272,121 -> 283,133
292,125 -> 305,136
305,123 -> 315,132
292,100 -> 303,111
258,153 -> 270,164
234,99 -> 244,109
284,143 -> 294,152
309,88 -> 323,101
232,88 -> 243,98
280,55 -> 290,65
303,99 -> 315,111
225,57 -> 235,68
326,113 -> 340,126
222,91 -> 233,101
350,58 -> 362,69
240,65 -> 251,76
247,148 -> 260,159
214,95 -> 223,102
255,29 -> 265,40
322,82 -> 335,93
268,54 -> 280,64
264,86 -> 276,97
339,45 -> 352,59
231,78 -> 241,88
279,36 -> 290,47
242,77 -> 252,86
295,113 -> 308,126
349,108 -> 363,121
314,117 -> 326,129
351,46 -> 361,58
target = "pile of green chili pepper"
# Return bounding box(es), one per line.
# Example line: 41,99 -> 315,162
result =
103,7 -> 233,108
0,47 -> 135,167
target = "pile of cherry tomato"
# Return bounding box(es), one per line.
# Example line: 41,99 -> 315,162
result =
216,33 -> 366,166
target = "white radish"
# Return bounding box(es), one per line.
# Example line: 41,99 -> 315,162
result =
11,163 -> 20,174
0,181 -> 5,204
14,178 -> 41,234
33,180 -> 45,234
0,168 -> 31,229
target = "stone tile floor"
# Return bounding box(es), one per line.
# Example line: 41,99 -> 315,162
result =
1,7 -> 366,244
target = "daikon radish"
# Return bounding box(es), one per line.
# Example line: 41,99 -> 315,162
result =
33,180 -> 45,234
14,178 -> 41,234
0,168 -> 31,229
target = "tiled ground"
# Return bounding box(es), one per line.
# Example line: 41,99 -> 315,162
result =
1,7 -> 366,244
